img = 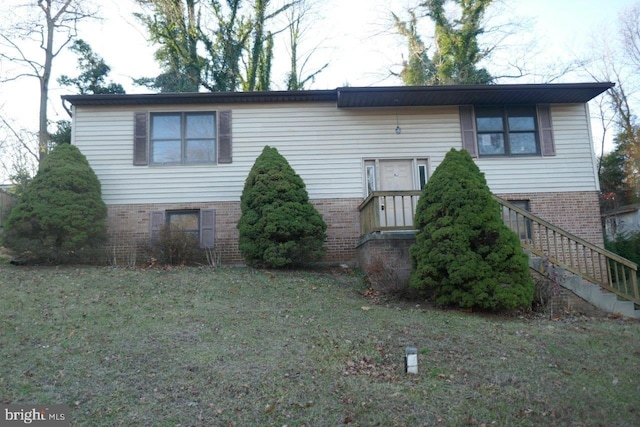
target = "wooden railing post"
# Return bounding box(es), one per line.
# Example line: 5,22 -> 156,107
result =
358,191 -> 422,235
493,195 -> 639,305
359,192 -> 639,305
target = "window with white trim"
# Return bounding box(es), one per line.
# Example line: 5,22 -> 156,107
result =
150,112 -> 216,164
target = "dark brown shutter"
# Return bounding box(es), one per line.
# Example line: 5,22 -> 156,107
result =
150,210 -> 165,243
537,104 -> 555,156
134,112 -> 149,165
218,110 -> 232,163
200,209 -> 216,248
459,106 -> 478,158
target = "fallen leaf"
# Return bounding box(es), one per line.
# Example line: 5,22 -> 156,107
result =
265,404 -> 275,413
361,306 -> 371,311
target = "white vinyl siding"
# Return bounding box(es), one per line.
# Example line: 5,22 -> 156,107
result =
71,102 -> 598,205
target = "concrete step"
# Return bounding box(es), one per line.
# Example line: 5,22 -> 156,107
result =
529,255 -> 640,319
562,275 -> 581,292
564,276 -> 640,319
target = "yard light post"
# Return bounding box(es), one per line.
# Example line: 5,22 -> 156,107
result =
405,346 -> 418,374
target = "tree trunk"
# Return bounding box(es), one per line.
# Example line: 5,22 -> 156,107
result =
38,3 -> 58,162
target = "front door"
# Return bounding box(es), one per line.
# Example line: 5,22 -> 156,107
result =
379,159 -> 413,191
378,159 -> 414,227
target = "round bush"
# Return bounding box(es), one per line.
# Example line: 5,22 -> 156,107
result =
3,144 -> 107,263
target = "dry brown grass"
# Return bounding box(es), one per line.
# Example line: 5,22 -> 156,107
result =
1,264 -> 638,426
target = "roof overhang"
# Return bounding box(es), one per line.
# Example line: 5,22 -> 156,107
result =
336,82 -> 614,108
61,89 -> 337,107
61,82 -> 614,108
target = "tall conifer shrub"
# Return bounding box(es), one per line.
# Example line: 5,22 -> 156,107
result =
409,149 -> 533,310
3,144 -> 107,263
237,146 -> 327,268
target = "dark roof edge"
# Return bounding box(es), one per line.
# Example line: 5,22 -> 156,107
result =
336,82 -> 614,95
61,82 -> 614,107
336,82 -> 614,108
61,89 -> 338,106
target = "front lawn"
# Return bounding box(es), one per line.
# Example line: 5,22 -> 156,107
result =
1,265 -> 638,426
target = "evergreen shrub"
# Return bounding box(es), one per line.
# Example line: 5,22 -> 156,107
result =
2,144 -> 107,263
237,146 -> 327,268
409,149 -> 534,311
605,231 -> 640,266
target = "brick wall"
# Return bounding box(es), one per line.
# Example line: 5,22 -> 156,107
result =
105,198 -> 361,266
104,191 -> 604,267
497,191 -> 604,247
355,233 -> 415,293
106,201 -> 243,265
311,198 -> 361,263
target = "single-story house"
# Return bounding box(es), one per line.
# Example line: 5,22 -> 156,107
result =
61,82 -> 612,266
603,203 -> 640,239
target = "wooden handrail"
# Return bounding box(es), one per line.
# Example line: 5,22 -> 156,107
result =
357,191 -> 639,305
358,191 -> 422,235
494,195 -> 639,305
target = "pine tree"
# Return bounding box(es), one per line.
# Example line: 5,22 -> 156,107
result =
3,144 -> 107,263
409,149 -> 533,311
237,146 -> 327,268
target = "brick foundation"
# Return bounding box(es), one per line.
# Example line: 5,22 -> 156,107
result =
104,191 -> 604,268
355,232 -> 416,292
105,198 -> 361,266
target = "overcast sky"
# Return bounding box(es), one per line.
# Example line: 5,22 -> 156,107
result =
69,0 -> 637,89
0,0 -> 638,181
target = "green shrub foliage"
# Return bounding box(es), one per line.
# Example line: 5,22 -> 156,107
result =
238,146 -> 327,268
3,144 -> 107,263
605,231 -> 640,266
409,149 -> 534,311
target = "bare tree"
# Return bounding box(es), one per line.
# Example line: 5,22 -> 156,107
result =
620,2 -> 640,71
586,3 -> 640,209
0,115 -> 39,192
284,0 -> 328,90
0,0 -> 95,163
